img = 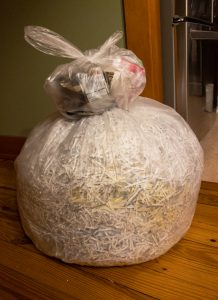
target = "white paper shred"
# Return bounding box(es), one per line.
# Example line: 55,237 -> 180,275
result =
15,97 -> 203,266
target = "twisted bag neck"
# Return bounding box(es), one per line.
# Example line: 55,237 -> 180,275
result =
24,26 -> 146,112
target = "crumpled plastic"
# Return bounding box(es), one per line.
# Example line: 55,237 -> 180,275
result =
24,26 -> 146,118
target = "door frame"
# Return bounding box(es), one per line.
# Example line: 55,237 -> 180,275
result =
123,0 -> 163,102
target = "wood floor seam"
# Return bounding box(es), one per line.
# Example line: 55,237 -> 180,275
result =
77,266 -> 159,300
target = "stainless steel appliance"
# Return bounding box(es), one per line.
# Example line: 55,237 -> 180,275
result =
161,0 -> 218,140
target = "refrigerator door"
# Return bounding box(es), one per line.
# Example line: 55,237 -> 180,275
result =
173,20 -> 217,140
173,21 -> 189,120
174,0 -> 216,23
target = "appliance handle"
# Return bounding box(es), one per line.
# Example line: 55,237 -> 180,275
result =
173,16 -> 215,27
211,0 -> 215,24
190,29 -> 218,40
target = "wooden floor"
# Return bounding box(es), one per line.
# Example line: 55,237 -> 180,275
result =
0,158 -> 217,300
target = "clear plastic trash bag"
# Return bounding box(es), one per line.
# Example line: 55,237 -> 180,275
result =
24,26 -> 146,118
15,27 -> 204,266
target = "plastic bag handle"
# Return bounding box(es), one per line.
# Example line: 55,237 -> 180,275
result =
24,26 -> 84,59
99,31 -> 123,52
24,26 -> 123,62
91,31 -> 123,60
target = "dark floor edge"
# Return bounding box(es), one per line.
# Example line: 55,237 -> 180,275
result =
0,136 -> 26,160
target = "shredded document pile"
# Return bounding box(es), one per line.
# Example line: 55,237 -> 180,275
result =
15,26 -> 203,266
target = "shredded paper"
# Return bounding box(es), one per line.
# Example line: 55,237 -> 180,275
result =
15,26 -> 203,266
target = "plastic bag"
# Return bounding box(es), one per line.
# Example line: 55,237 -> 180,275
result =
24,26 -> 146,118
15,95 -> 203,266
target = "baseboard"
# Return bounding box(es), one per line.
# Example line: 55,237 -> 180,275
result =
0,136 -> 26,160
200,181 -> 218,191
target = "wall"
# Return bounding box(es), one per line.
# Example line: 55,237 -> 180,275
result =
0,0 -> 125,136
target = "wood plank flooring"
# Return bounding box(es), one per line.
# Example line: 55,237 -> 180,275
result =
0,159 -> 217,300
